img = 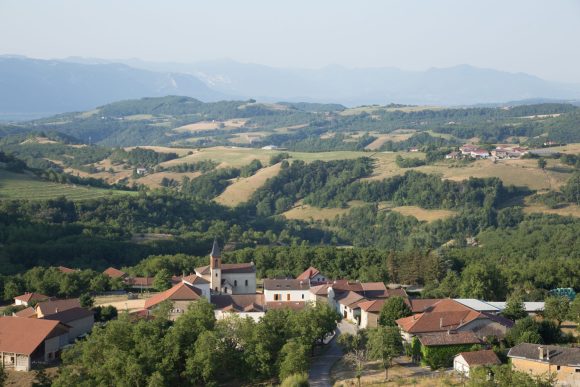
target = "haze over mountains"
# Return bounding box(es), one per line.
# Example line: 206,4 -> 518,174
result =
2,55 -> 580,119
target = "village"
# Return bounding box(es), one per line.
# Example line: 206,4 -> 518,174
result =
1,241 -> 578,386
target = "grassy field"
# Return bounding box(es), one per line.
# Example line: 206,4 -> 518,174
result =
216,163 -> 282,206
365,132 -> 415,150
340,105 -> 443,116
389,206 -> 456,222
523,199 -> 580,218
331,357 -> 461,387
283,200 -> 367,221
0,170 -> 135,201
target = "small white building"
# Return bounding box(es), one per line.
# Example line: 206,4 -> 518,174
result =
453,350 -> 501,378
296,266 -> 328,284
13,293 -> 49,307
263,279 -> 312,303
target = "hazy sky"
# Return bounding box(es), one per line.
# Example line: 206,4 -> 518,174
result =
1,0 -> 579,82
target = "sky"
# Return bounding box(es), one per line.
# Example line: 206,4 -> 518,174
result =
1,0 -> 579,82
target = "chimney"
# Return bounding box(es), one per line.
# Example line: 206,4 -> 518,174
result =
546,349 -> 550,361
538,346 -> 544,360
440,317 -> 443,329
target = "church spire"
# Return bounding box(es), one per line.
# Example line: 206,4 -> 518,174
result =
210,238 -> 221,258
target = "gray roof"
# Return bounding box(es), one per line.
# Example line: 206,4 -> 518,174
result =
453,299 -> 501,312
42,307 -> 94,324
264,279 -> 310,291
508,343 -> 580,366
210,239 -> 221,258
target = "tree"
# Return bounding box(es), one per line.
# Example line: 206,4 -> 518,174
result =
278,340 -> 310,380
153,269 -> 172,291
32,368 -> 52,387
79,293 -> 94,308
544,296 -> 570,327
506,316 -> 542,346
280,373 -> 309,387
185,330 -> 222,386
502,294 -> 527,321
367,326 -> 403,380
469,364 -> 555,387
538,158 -> 547,170
379,296 -> 411,327
568,296 -> 580,325
338,332 -> 367,387
459,263 -> 505,300
0,365 -> 6,387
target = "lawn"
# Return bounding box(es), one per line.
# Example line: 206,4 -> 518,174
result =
216,163 -> 282,206
0,170 -> 135,201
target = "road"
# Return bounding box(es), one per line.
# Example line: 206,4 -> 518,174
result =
308,321 -> 357,387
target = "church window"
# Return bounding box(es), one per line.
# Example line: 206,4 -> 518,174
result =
245,280 -> 248,286
234,280 -> 238,286
302,294 -> 305,299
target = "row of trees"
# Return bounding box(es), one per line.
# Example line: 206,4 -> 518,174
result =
52,300 -> 339,386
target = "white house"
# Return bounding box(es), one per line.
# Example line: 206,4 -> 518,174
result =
13,293 -> 50,307
263,279 -> 312,303
296,266 -> 328,284
453,350 -> 501,378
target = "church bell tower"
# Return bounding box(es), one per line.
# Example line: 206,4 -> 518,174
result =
210,239 -> 222,293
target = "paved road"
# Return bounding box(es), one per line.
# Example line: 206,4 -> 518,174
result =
309,321 -> 357,387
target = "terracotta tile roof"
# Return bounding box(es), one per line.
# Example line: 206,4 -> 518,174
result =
36,299 -> 81,317
266,301 -> 306,311
58,266 -> 77,274
103,267 -> 126,278
182,274 -> 210,285
329,281 -> 389,298
14,292 -> 50,303
42,307 -> 94,324
127,277 -> 154,287
0,317 -> 68,355
410,299 -> 442,313
264,279 -> 310,291
385,288 -> 408,298
418,331 -> 482,346
507,343 -> 580,366
195,265 -> 211,276
310,284 -> 332,296
296,267 -> 320,281
211,294 -> 265,312
457,350 -> 501,366
359,299 -> 385,313
482,312 -> 514,328
13,307 -> 37,318
336,291 -> 366,307
144,282 -> 202,309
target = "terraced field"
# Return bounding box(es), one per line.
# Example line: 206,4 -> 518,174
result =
0,170 -> 134,201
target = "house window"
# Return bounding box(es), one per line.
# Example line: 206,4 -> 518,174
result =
234,280 -> 238,287
556,366 -> 560,371
224,287 -> 228,293
274,294 -> 280,301
215,287 -> 218,292
287,294 -> 291,301
215,273 -> 218,277
245,280 -> 248,286
302,294 -> 304,299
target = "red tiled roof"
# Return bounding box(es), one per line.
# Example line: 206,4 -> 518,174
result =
211,294 -> 265,312
127,277 -> 154,287
13,307 -> 37,318
182,274 -> 209,285
42,307 -> 94,324
0,317 -> 68,355
457,349 -> 501,366
336,291 -> 366,307
58,266 -> 77,274
103,267 -> 126,278
264,279 -> 310,291
14,292 -> 50,303
144,282 -> 202,309
296,266 -> 320,281
195,262 -> 255,275
417,331 -> 482,346
410,299 -> 442,313
36,299 -> 81,317
359,299 -> 385,313
396,299 -> 482,334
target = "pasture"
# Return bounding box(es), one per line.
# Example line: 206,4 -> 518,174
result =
389,205 -> 457,222
0,170 -> 134,201
216,163 -> 282,206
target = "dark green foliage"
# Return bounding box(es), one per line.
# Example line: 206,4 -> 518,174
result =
395,155 -> 426,168
240,159 -> 263,178
367,326 -> 404,379
93,305 -> 118,322
278,340 -> 310,380
269,152 -> 291,165
181,167 -> 240,199
378,296 -> 412,326
468,364 -> 555,387
501,294 -> 527,321
79,293 -> 94,308
110,147 -> 178,167
543,296 -> 570,326
505,317 -> 543,346
421,344 -> 481,370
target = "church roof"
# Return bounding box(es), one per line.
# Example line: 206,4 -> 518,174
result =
210,239 -> 221,258
195,263 -> 255,275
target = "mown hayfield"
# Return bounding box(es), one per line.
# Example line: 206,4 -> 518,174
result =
389,205 -> 456,222
136,171 -> 202,188
523,198 -> 580,218
216,163 -> 282,206
365,132 -> 415,150
0,170 -> 134,201
282,200 -> 367,221
172,119 -> 246,134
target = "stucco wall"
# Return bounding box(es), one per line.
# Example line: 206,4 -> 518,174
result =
222,272 -> 256,294
67,315 -> 94,341
264,289 -> 311,302
511,358 -> 580,386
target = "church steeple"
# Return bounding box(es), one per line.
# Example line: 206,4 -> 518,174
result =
210,239 -> 222,292
210,239 -> 221,260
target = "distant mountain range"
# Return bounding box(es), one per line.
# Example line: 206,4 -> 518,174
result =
2,55 -> 580,119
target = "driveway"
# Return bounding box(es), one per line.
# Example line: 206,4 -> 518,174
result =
309,321 -> 357,387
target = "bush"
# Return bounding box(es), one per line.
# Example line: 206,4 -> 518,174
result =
280,372 -> 309,387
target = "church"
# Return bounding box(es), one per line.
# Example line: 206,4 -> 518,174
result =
195,240 -> 257,294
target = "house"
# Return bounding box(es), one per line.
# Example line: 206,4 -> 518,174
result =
181,274 -> 211,299
143,281 -> 204,319
396,299 -> 513,343
453,349 -> 501,377
126,276 -> 154,290
460,144 -> 478,155
470,149 -> 490,159
42,307 -> 94,342
416,331 -> 483,369
0,317 -> 69,371
14,292 -> 50,307
334,291 -> 366,323
13,307 -> 38,318
408,147 -> 419,152
296,266 -> 328,284
453,299 -> 502,314
136,167 -> 147,175
211,294 -> 265,321
195,240 -> 256,294
57,266 -> 77,274
508,343 -> 580,386
486,301 -> 545,316
263,279 -> 312,306
103,267 -> 127,279
35,298 -> 81,318
445,151 -> 461,160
